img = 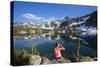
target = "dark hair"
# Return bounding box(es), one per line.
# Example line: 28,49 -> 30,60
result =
55,42 -> 61,47
55,42 -> 58,47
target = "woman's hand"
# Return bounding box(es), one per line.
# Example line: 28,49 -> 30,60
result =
59,44 -> 65,50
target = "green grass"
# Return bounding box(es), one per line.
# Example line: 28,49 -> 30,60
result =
14,49 -> 31,66
31,43 -> 40,55
13,43 -> 41,65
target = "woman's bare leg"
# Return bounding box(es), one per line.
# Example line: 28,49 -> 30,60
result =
61,57 -> 67,63
54,59 -> 58,64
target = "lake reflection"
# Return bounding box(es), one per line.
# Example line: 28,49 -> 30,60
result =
14,32 -> 97,57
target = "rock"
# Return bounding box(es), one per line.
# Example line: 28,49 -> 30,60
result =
92,57 -> 97,61
30,55 -> 42,65
78,56 -> 94,62
52,57 -> 71,63
30,55 -> 72,65
29,55 -> 95,65
65,58 -> 71,63
40,57 -> 52,64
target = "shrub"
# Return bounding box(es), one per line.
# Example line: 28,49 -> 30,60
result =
31,44 -> 40,55
14,49 -> 31,66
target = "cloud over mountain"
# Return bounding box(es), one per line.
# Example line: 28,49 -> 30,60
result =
22,13 -> 44,21
21,13 -> 61,23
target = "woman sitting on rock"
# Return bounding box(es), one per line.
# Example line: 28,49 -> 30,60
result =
54,42 -> 66,63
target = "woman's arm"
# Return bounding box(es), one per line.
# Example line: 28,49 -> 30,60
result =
59,44 -> 65,50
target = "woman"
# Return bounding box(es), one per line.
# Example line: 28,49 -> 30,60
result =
54,42 -> 65,63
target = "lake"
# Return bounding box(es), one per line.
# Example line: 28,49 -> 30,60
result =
13,31 -> 97,58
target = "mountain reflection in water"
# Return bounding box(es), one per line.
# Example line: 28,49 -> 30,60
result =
14,31 -> 97,57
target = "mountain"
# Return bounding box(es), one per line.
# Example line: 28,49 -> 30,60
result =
85,11 -> 97,27
59,11 -> 97,29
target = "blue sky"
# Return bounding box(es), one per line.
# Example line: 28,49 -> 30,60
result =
12,1 -> 97,23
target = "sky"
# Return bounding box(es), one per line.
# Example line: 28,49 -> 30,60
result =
12,1 -> 97,23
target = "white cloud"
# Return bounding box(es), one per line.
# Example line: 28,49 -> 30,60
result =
22,13 -> 61,23
22,13 -> 44,21
41,17 -> 59,22
48,17 -> 56,21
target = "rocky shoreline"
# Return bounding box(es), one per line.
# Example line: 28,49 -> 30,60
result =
30,55 -> 96,65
